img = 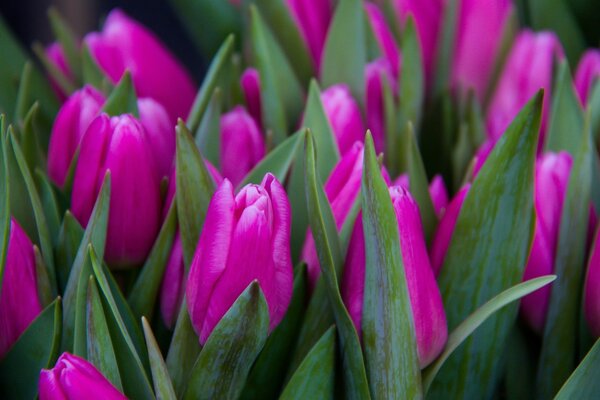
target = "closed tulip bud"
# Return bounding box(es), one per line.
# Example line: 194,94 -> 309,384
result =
45,42 -> 73,101
521,152 -> 572,333
430,184 -> 470,276
47,85 -> 106,187
487,30 -> 564,142
220,106 -> 266,187
0,218 -> 42,358
342,186 -> 447,368
452,0 -> 513,100
584,229 -> 600,338
365,3 -> 400,77
72,114 -> 162,268
393,173 -> 449,217
186,174 -> 293,344
84,9 -> 196,121
39,352 -> 126,400
285,0 -> 333,68
138,97 -> 175,180
365,58 -> 395,153
575,49 -> 600,106
241,68 -> 263,129
321,84 -> 366,155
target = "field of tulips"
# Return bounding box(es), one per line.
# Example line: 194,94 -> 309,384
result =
1,0 -> 600,398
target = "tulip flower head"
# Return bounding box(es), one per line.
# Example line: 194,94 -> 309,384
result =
241,68 -> 263,128
575,49 -> 600,106
584,228 -> 600,338
186,174 -> 293,344
365,58 -> 396,153
365,2 -> 400,77
320,84 -> 366,155
285,0 -> 333,68
394,173 -> 449,217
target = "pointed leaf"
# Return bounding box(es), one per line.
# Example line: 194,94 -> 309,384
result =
81,45 -> 109,92
102,71 -> 139,118
35,170 -> 61,245
0,116 -> 10,288
194,88 -> 221,168
48,7 -> 81,83
55,211 -> 84,292
555,337 -> 600,399
397,17 -> 424,134
142,317 -> 177,400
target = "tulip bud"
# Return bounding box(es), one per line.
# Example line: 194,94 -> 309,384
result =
365,3 -> 400,77
393,173 -> 449,217
0,219 -> 42,358
138,97 -> 176,180
84,9 -> 196,121
220,106 -> 266,187
521,152 -> 572,333
575,49 -> 600,106
71,114 -> 162,268
160,233 -> 185,328
365,58 -> 395,153
45,42 -> 73,101
342,186 -> 447,368
320,84 -> 366,155
429,184 -> 470,276
186,174 -> 293,344
47,85 -> 106,187
487,30 -> 564,142
584,228 -> 600,338
39,352 -> 126,400
452,0 -> 513,100
241,68 -> 263,129
285,0 -> 333,68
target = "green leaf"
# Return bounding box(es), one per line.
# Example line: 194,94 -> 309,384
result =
361,132 -> 421,398
535,117 -> 593,399
429,92 -> 542,399
555,337 -> 600,399
0,116 -> 10,289
194,88 -> 221,168
14,63 -> 34,126
176,120 -> 216,267
128,202 -> 177,319
86,275 -> 123,390
142,317 -> 177,400
280,326 -> 336,400
48,7 -> 82,83
32,42 -> 76,96
35,170 -> 61,245
0,298 -> 62,399
81,45 -> 110,92
422,275 -> 556,392
397,16 -> 424,135
183,282 -> 269,400
55,211 -> 84,292
73,247 -> 93,357
432,0 -> 458,98
250,5 -> 304,145
102,71 -> 139,118
187,35 -> 235,133
304,131 -> 371,399
321,0 -> 367,104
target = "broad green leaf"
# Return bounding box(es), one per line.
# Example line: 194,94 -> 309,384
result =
536,119 -> 593,399
280,326 -> 336,400
102,71 -> 139,118
183,282 -> 269,400
250,5 -> 303,145
0,298 -> 62,399
397,17 -> 424,135
429,92 -> 542,399
361,132 -> 421,398
128,202 -> 177,319
55,211 -> 84,292
0,116 -> 10,288
242,264 -> 308,399
423,275 -> 556,392
86,275 -> 122,390
304,131 -> 371,399
142,317 -> 177,400
321,0 -> 367,103
555,337 -> 600,399
194,88 -> 221,168
48,7 -> 82,83
186,35 -> 234,133
175,120 -> 216,267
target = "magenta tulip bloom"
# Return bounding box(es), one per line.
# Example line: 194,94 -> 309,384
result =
220,106 -> 266,187
521,152 -> 572,333
45,42 -> 73,101
320,84 -> 366,155
393,173 -> 449,217
186,174 -> 293,344
365,58 -> 395,153
429,184 -> 470,276
84,9 -> 196,121
342,186 -> 447,368
0,219 -> 42,358
138,97 -> 176,180
39,352 -> 126,400
71,113 -> 162,268
487,30 -> 564,142
47,85 -> 106,187
584,228 -> 600,338
365,3 -> 400,77
241,68 -> 263,129
575,49 -> 600,105
285,0 -> 333,68
452,0 -> 513,100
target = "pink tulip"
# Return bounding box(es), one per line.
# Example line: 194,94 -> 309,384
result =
39,352 -> 126,400
84,9 -> 196,121
71,113 -> 163,268
584,228 -> 600,337
320,84 -> 366,155
575,49 -> 600,106
393,173 -> 449,217
521,152 -> 572,333
186,174 -> 293,344
47,85 -> 106,187
429,184 -> 470,276
365,3 -> 400,77
138,97 -> 175,180
342,186 -> 447,368
0,218 -> 42,358
285,0 -> 333,68
45,42 -> 73,101
365,58 -> 396,153
452,0 -> 513,100
487,30 -> 564,143
241,68 -> 263,129
220,106 -> 265,187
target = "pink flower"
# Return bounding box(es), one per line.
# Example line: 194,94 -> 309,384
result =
320,84 -> 366,155
575,49 -> 600,106
241,68 -> 263,129
365,3 -> 400,77
285,0 -> 333,68
393,173 -> 449,217
45,42 -> 73,101
365,59 -> 395,153
584,227 -> 600,338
